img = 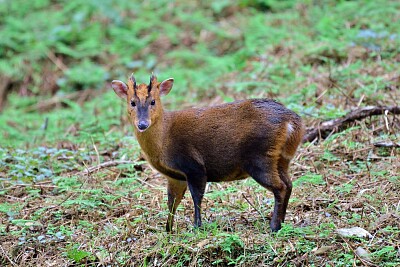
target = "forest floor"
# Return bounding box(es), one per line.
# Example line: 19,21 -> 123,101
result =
1,1 -> 399,266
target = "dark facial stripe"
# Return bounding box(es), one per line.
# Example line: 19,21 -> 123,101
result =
148,73 -> 156,93
137,104 -> 149,121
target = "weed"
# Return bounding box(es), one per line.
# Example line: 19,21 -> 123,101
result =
1,0 -> 399,266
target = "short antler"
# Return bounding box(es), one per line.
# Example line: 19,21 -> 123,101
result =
148,72 -> 157,92
129,73 -> 137,89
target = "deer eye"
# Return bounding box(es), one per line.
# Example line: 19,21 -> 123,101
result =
150,100 -> 155,106
130,100 -> 136,107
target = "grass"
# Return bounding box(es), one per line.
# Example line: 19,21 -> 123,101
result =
1,0 -> 400,266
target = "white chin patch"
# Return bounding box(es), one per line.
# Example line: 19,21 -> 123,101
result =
136,126 -> 147,132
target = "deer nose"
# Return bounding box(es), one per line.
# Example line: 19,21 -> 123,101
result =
137,121 -> 149,131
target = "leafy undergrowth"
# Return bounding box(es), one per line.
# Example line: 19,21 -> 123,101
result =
1,0 -> 400,266
1,125 -> 399,266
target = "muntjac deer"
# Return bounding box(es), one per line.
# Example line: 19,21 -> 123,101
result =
112,74 -> 304,232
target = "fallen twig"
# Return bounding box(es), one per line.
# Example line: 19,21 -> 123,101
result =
373,141 -> 400,148
303,105 -> 400,143
47,51 -> 68,72
78,160 -> 137,175
0,245 -> 17,267
241,193 -> 267,223
0,76 -> 11,112
339,236 -> 379,267
24,89 -> 98,112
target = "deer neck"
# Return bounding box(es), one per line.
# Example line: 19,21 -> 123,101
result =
134,111 -> 169,162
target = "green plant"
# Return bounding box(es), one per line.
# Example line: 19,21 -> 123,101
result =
293,173 -> 325,187
1,1 -> 399,266
65,245 -> 95,263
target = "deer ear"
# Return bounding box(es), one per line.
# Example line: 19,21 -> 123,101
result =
112,80 -> 128,99
159,78 -> 174,96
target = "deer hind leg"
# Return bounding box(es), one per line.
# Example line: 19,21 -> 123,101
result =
186,174 -> 207,229
166,177 -> 187,232
278,120 -> 302,222
277,156 -> 292,222
245,157 -> 287,232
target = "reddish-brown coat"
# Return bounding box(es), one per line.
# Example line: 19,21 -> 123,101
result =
112,74 -> 304,232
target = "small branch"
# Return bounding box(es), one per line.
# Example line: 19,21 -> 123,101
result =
339,236 -> 379,267
24,89 -> 97,112
78,160 -> 137,175
303,105 -> 400,143
373,141 -> 400,148
0,76 -> 11,112
134,176 -> 155,188
7,184 -> 57,189
242,193 -> 267,223
47,51 -> 68,72
0,245 -> 18,267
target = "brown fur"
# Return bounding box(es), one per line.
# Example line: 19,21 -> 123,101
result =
111,74 -> 304,232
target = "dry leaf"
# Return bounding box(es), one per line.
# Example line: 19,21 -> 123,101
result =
355,247 -> 371,260
336,227 -> 372,239
197,239 -> 210,248
313,246 -> 335,255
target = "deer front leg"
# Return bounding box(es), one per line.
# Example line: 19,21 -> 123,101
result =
166,177 -> 187,232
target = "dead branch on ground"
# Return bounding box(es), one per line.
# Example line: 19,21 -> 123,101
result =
0,76 -> 11,112
78,160 -> 138,175
303,105 -> 400,143
24,89 -> 100,112
373,141 -> 400,148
